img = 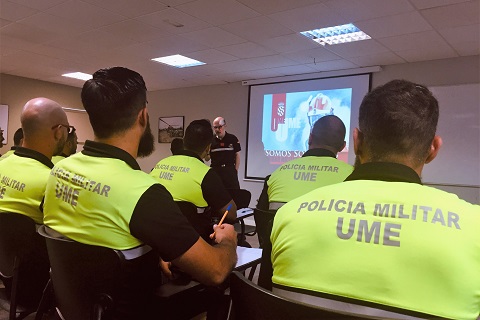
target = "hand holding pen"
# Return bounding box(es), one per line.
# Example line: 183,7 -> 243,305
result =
210,203 -> 233,240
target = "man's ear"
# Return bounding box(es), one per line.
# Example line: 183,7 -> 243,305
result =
338,141 -> 346,153
138,108 -> 148,127
53,126 -> 65,143
425,135 -> 442,164
353,128 -> 363,157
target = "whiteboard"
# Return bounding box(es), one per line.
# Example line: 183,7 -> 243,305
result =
422,83 -> 480,187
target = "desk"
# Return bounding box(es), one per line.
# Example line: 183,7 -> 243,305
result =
236,208 -> 255,239
156,247 -> 262,298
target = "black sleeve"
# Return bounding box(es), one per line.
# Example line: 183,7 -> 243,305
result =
233,134 -> 241,153
256,175 -> 270,211
130,184 -> 200,262
201,170 -> 232,216
258,219 -> 274,290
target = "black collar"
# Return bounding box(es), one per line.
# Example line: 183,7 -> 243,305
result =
10,146 -> 17,151
176,149 -> 204,162
302,148 -> 336,158
82,140 -> 141,170
14,147 -> 54,169
345,162 -> 422,184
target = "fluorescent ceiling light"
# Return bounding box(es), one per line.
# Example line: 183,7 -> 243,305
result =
152,54 -> 205,68
300,23 -> 371,46
62,72 -> 92,81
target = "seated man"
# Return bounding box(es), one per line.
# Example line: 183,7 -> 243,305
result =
51,127 -> 77,164
0,97 -> 69,309
270,80 -> 480,319
43,67 -> 238,319
170,137 -> 183,155
0,128 -> 23,161
151,119 -> 237,242
257,115 -> 353,211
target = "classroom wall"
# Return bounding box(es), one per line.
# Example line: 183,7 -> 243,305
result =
1,55 -> 479,205
0,73 -> 86,146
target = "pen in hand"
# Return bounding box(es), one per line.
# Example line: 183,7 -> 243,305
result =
210,203 -> 232,239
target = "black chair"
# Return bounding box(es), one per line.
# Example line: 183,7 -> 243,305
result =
253,208 -> 276,249
0,212 -> 49,320
227,189 -> 256,244
227,188 -> 251,209
38,225 -> 122,320
229,271 -> 382,320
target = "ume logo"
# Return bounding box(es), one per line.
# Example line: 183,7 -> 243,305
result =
277,102 -> 285,117
271,93 -> 286,132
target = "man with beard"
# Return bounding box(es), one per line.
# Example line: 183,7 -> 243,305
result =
43,67 -> 238,319
51,128 -> 78,164
0,97 -> 69,310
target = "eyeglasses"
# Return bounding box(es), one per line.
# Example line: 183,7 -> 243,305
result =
52,124 -> 76,134
213,125 -> 224,129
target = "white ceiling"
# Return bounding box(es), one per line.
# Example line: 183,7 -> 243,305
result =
0,0 -> 478,90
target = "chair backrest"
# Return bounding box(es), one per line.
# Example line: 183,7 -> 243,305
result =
175,201 -> 213,242
230,271 -> 382,320
0,212 -> 38,277
227,189 -> 251,209
0,212 -> 50,319
38,226 -> 122,320
253,208 -> 276,249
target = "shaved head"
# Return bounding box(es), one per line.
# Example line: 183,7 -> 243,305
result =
21,97 -> 69,158
309,115 -> 346,153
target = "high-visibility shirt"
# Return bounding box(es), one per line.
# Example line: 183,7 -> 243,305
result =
44,151 -> 157,250
51,154 -> 66,165
271,162 -> 480,320
267,148 -> 353,206
0,148 -> 15,161
151,153 -> 210,208
0,147 -> 53,224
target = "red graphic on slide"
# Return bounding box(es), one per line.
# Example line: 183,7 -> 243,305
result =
271,93 -> 286,132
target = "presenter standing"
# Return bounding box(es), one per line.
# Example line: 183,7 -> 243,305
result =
210,116 -> 241,189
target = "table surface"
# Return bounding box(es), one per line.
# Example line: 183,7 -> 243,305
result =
236,208 -> 254,220
235,246 -> 262,269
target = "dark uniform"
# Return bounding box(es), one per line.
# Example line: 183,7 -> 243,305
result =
43,141 -> 200,319
210,132 -> 241,189
150,149 -> 232,241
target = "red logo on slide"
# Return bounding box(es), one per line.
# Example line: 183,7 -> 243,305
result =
271,93 -> 286,132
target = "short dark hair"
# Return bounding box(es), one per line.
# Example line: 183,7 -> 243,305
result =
81,67 -> 147,138
311,115 -> 346,151
184,119 -> 212,153
359,80 -> 439,165
170,138 -> 183,155
13,128 -> 23,146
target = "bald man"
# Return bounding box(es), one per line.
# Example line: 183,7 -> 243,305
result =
210,116 -> 241,189
0,97 -> 69,309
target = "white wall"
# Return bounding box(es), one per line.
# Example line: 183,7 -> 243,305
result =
1,55 -> 479,205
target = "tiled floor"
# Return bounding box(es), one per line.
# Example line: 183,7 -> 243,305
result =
0,232 -> 260,320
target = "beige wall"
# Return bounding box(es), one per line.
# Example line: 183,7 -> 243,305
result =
1,55 -> 479,204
